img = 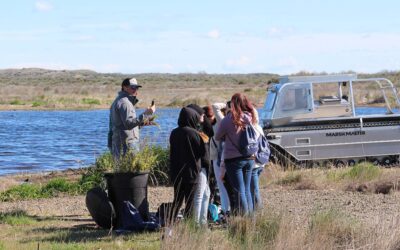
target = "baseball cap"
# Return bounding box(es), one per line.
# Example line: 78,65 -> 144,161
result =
122,78 -> 142,89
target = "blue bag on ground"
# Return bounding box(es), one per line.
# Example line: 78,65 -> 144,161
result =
208,204 -> 219,222
239,125 -> 259,156
119,201 -> 160,232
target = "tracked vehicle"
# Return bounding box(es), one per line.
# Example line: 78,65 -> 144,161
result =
260,74 -> 400,167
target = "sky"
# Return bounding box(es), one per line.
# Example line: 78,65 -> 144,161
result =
1,0 -> 400,74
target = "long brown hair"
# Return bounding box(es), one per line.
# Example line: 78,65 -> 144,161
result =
230,93 -> 256,129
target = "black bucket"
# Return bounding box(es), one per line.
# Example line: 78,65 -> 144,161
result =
104,172 -> 149,228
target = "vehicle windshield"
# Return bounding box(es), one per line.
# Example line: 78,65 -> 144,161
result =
264,88 -> 277,111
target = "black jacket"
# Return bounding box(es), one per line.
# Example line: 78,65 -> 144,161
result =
169,107 -> 209,184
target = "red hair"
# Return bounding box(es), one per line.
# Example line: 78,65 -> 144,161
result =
202,105 -> 214,118
230,93 -> 256,129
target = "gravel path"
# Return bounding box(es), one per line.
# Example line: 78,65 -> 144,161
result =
1,185 -> 399,228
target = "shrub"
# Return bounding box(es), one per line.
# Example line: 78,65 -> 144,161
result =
84,147 -> 170,188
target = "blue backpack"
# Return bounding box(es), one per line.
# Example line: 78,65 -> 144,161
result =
255,134 -> 270,165
229,124 -> 270,164
238,124 -> 259,156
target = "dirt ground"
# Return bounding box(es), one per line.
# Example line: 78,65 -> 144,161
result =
1,171 -> 400,230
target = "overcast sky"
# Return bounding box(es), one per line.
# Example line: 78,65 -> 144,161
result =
1,0 -> 400,74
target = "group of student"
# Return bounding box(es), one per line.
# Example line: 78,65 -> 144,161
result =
169,93 -> 266,226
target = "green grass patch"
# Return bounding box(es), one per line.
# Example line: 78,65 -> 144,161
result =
0,178 -> 82,202
327,162 -> 381,182
0,183 -> 42,201
9,99 -> 24,105
31,100 -> 47,107
81,98 -> 101,105
41,178 -> 81,196
0,210 -> 36,225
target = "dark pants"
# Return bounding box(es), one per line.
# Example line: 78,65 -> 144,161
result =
209,160 -> 220,205
170,181 -> 196,222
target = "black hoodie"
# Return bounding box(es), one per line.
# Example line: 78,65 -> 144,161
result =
169,107 -> 209,184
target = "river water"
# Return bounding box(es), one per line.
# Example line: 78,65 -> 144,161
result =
0,107 -> 397,175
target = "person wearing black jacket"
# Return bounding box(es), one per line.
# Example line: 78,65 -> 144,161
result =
169,107 -> 210,224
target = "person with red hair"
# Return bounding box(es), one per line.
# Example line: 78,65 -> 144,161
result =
215,93 -> 256,215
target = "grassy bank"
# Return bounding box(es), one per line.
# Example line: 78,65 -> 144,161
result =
0,69 -> 277,110
1,68 -> 399,110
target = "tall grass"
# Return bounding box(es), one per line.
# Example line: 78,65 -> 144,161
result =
161,210 -> 400,250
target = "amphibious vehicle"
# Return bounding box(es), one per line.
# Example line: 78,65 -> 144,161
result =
260,74 -> 400,167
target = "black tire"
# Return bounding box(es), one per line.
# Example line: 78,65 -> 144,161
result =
85,187 -> 115,229
334,160 -> 346,168
347,160 -> 356,166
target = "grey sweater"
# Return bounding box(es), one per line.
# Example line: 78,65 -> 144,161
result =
110,91 -> 144,157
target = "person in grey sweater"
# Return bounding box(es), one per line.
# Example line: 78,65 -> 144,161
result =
109,78 -> 155,159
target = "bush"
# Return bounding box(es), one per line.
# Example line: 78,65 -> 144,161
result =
82,147 -> 170,188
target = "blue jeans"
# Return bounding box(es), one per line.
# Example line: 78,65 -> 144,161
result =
251,167 -> 264,210
225,158 -> 254,215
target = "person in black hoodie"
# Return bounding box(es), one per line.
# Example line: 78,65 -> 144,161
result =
169,107 -> 210,223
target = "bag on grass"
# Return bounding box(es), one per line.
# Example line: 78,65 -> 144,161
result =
120,201 -> 160,232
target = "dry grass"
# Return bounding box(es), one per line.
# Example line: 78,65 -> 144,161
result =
262,162 -> 400,194
160,209 -> 400,250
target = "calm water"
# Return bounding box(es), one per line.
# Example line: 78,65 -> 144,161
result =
0,107 -> 397,175
0,108 -> 179,175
